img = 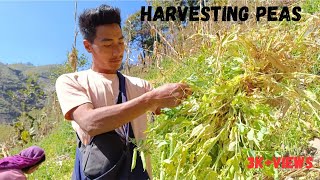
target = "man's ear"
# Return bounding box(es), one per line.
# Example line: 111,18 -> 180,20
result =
83,39 -> 92,53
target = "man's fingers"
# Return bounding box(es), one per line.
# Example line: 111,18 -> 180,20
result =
173,84 -> 192,100
183,88 -> 192,96
177,83 -> 190,90
170,91 -> 180,97
175,99 -> 182,106
155,107 -> 162,115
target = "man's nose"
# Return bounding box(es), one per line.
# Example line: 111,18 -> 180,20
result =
112,45 -> 121,57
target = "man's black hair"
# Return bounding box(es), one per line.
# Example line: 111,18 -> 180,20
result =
79,4 -> 121,43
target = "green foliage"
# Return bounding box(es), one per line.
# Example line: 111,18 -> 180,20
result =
9,120 -> 76,180
302,0 -> 320,14
0,124 -> 15,145
0,63 -> 59,124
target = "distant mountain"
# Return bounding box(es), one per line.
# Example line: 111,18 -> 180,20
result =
0,62 -> 60,124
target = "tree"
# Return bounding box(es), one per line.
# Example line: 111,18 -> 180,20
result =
123,11 -> 154,57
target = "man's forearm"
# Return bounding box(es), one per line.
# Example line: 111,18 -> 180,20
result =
76,91 -> 155,136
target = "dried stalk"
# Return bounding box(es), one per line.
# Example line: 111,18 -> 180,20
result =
68,0 -> 78,72
146,21 -> 181,63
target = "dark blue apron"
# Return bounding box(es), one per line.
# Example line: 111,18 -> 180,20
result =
72,71 -> 149,180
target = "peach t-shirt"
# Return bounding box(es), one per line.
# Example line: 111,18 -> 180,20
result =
55,69 -> 153,145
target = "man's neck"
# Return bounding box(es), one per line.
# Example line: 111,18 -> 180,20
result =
91,66 -> 117,74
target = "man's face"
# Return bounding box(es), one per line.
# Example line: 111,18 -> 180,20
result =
84,23 -> 125,73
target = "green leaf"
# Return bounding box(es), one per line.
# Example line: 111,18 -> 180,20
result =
257,131 -> 264,142
21,130 -> 30,142
247,129 -> 254,141
228,141 -> 237,151
304,90 -> 317,100
238,123 -> 245,133
157,141 -> 168,148
190,124 -> 204,137
163,159 -> 172,164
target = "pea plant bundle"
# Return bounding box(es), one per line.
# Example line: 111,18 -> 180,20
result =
143,13 -> 320,179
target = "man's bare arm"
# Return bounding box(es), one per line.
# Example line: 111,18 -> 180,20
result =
71,83 -> 191,136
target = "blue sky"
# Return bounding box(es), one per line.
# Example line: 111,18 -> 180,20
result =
0,1 -> 146,66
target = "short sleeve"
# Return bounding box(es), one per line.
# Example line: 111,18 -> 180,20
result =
55,74 -> 91,120
144,80 -> 154,93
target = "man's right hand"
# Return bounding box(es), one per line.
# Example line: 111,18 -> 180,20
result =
148,83 -> 192,114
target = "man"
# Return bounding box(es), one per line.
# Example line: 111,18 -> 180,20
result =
55,4 -> 191,180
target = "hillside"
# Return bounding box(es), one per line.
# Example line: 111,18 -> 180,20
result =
0,62 -> 60,124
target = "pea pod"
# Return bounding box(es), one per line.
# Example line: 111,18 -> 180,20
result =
169,135 -> 174,156
160,151 -> 165,180
140,150 -> 146,171
131,148 -> 137,172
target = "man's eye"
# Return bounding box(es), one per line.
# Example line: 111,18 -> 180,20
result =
104,44 -> 112,47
